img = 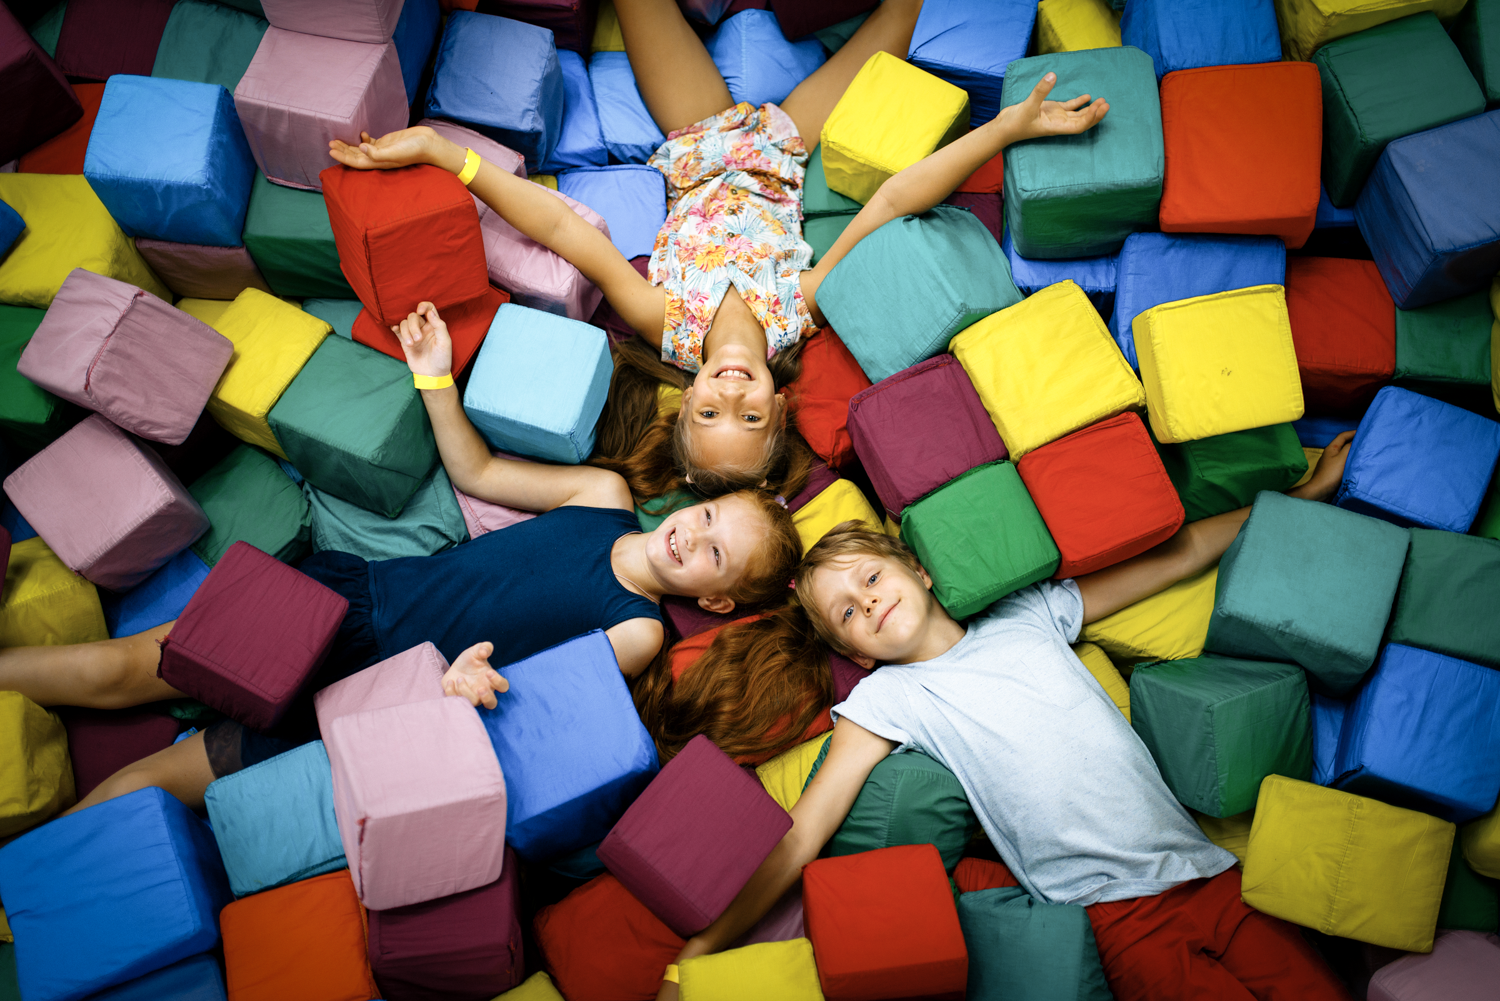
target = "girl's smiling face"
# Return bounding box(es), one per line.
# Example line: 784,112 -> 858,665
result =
646,493 -> 770,606
682,341 -> 785,476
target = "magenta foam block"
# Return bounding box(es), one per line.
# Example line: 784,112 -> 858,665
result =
313,641 -> 450,728
134,240 -> 273,301
59,707 -> 181,799
597,734 -> 792,936
160,541 -> 348,730
1367,930 -> 1500,1001
3,415 -> 209,590
53,0 -> 175,82
17,268 -> 233,445
260,0 -> 405,44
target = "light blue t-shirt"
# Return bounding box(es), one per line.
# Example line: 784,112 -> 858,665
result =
832,580 -> 1237,907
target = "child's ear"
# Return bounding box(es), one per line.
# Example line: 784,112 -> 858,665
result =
850,653 -> 877,670
699,595 -> 736,615
918,566 -> 933,589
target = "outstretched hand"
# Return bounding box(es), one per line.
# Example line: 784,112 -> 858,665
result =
442,642 -> 510,710
394,302 -> 453,379
998,72 -> 1110,143
328,126 -> 452,172
1290,430 -> 1355,503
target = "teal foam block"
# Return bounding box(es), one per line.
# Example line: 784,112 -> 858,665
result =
306,465 -> 467,561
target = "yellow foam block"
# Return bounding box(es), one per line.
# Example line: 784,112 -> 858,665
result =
0,174 -> 170,307
1037,0 -> 1123,53
494,972 -> 566,1001
1273,0 -> 1468,61
883,514 -> 900,539
679,937 -> 825,1001
1071,642 -> 1130,721
1133,285 -> 1304,445
176,298 -> 236,328
1194,809 -> 1253,864
950,281 -> 1146,458
793,478 -> 882,554
1243,775 -> 1452,952
1293,447 -> 1323,489
206,288 -> 330,458
0,691 -> 76,837
0,537 -> 108,647
819,51 -> 970,204
592,0 -> 625,52
1462,807 -> 1500,880
756,733 -> 832,812
1079,564 -> 1217,664
657,381 -> 683,416
529,174 -> 558,190
0,906 -> 10,943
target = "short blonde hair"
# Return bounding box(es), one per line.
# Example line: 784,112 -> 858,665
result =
794,521 -> 925,656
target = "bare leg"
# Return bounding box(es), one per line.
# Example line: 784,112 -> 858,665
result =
615,0 -> 733,136
61,730 -> 216,816
780,0 -> 927,153
0,622 -> 184,709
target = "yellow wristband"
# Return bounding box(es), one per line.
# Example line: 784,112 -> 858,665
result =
413,372 -> 454,390
456,147 -> 481,186
662,964 -> 680,984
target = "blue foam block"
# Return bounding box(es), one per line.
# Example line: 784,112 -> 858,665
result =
462,303 -> 612,464
706,9 -> 826,110
101,549 -> 211,639
1001,226 -> 1117,315
0,198 -> 23,256
1293,415 -> 1361,448
1109,231 -> 1286,368
544,49 -> 608,172
83,75 -> 255,248
907,0 -> 1035,124
1333,644 -> 1500,823
393,0 -> 441,105
1310,692 -> 1346,786
556,164 -> 667,259
1120,0 -> 1280,78
425,11 -> 564,172
1355,110 -> 1500,309
588,51 -> 666,164
87,954 -> 225,1001
1335,386 -> 1500,533
1314,185 -> 1356,229
478,630 -> 659,861
0,787 -> 231,1001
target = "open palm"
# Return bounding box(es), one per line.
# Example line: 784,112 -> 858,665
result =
1000,72 -> 1110,142
328,126 -> 438,171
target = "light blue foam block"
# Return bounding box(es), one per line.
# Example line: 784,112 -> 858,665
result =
706,9 -> 826,110
544,49 -> 608,171
556,165 -> 667,260
588,51 -> 666,164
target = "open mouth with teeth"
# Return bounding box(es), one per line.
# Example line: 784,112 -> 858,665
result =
667,527 -> 682,565
713,366 -> 753,380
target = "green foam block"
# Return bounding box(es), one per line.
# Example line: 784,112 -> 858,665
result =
803,145 -> 862,218
1439,836 -> 1500,933
1454,0 -> 1500,107
1394,289 -> 1494,411
241,172 -> 355,299
957,887 -> 1113,1001
1155,423 -> 1308,523
151,0 -> 268,93
1389,528 -> 1500,670
189,445 -> 311,566
0,305 -> 79,452
306,465 -> 467,561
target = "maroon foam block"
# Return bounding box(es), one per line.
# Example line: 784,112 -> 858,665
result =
160,541 -> 348,732
944,191 -> 1002,247
0,5 -> 83,165
59,707 -> 181,800
769,0 -> 877,40
480,0 -> 598,54
53,0 -> 177,82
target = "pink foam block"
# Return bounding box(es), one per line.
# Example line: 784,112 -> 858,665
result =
16,269 -> 233,445
448,450 -> 537,539
314,641 -> 450,729
1367,930 -> 1500,1001
260,0 -> 405,44
134,240 -> 273,301
325,696 -> 508,911
234,27 -> 407,192
3,415 -> 209,590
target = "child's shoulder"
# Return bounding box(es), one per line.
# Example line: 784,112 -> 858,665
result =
971,579 -> 1083,640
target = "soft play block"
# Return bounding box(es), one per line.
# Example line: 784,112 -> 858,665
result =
1131,656 -> 1312,817
1206,491 -> 1410,695
452,460 -> 537,538
59,707 -> 179,802
313,640 -> 448,728
1390,530 -> 1500,669
306,465 -> 469,560
819,206 -> 1021,383
1369,930 -> 1500,1001
205,288 -> 331,458
0,199 -> 21,258
802,214 -> 852,262
260,0 -> 402,42
220,870 -> 380,1001
463,303 -> 612,463
1000,228 -> 1118,315
677,938 -> 822,1001
819,51 -> 970,204
86,953 -> 227,1001
1036,0 -> 1123,52
0,691 -> 73,837
556,165 -> 666,260
103,550 -> 210,640
425,12 -> 563,172
756,735 -> 831,813
1274,0 -> 1469,62
190,445 -> 310,567
0,786 -> 231,1001
901,462 -> 1060,620
792,477 -> 884,553
0,537 -> 107,647
847,354 -> 1007,516
1156,423 -> 1307,521
1134,285 -> 1304,444
135,240 -> 272,301
1284,257 -> 1396,413
16,80 -> 104,174
160,541 -> 348,730
303,298 -> 365,339
269,336 -> 438,518
803,843 -> 968,1001
477,630 -> 659,860
1074,641 -> 1132,720
1158,62 -> 1322,250
803,144 -> 862,219
1016,412 -> 1184,578
1311,691 -> 1346,786
1333,643 -> 1500,823
18,268 -> 233,445
1121,0 -> 1279,77
0,174 -> 169,308
1080,564 -> 1217,663
534,874 -> 685,1001
950,280 -> 1146,458
481,0 -> 598,54
770,0 -> 878,40
905,0 -> 1035,125
84,75 -> 255,247
1335,387 -> 1500,533
203,740 -> 345,898
586,52 -> 665,165
4,415 -> 209,591
544,49 -> 607,171
393,0 -> 441,104
1456,0 -> 1500,104
52,0 -> 174,81
1315,14 -> 1485,207
1439,841 -> 1499,934
0,5 -> 82,165
0,304 -> 77,452
958,887 -> 1112,1001
706,9 -> 824,109
241,172 -> 356,299
1000,46 -> 1162,258
784,328 -> 870,470
1243,774 -> 1454,951
233,27 -> 406,191
150,0 -> 268,93
1395,289 -> 1494,396
598,735 -> 792,937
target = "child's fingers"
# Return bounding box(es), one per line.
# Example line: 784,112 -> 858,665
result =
488,670 -> 509,695
1058,94 -> 1091,111
1328,430 -> 1356,454
1030,72 -> 1057,105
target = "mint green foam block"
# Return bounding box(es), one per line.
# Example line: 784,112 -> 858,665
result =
189,445 -> 311,566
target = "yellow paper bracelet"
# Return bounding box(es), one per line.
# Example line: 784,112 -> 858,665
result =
413,372 -> 454,390
662,964 -> 680,984
456,147 -> 481,186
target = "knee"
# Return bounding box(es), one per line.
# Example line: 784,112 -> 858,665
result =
85,765 -> 160,809
84,653 -> 146,709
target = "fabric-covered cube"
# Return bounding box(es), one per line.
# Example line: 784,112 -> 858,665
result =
482,0 -> 598,54
706,9 -> 824,109
847,354 -> 1007,516
756,735 -> 831,813
1036,0 -> 1123,52
135,240 -> 272,301
586,51 -> 665,165
83,953 -> 226,1001
542,49 -> 607,171
1206,491 -> 1410,695
819,51 -> 970,204
534,874 -> 686,1001
0,305 -> 76,452
1080,564 -> 1216,663
784,328 -> 870,470
1131,656 -> 1312,817
306,466 -> 469,561
1073,642 -> 1131,720
150,0 -> 268,93
677,938 -> 822,1000
1,5 -> 82,165
1156,423 -> 1307,521
1121,0 -> 1279,77
1336,386 -> 1500,533
102,549 -> 210,638
1368,930 -> 1500,1001
203,740 -> 345,898
1243,774 -> 1454,951
958,887 -> 1112,1001
17,268 -> 233,445
770,0 -> 879,41
905,0 -> 1034,125
1284,257 -> 1396,414
1273,0 -> 1470,62
53,0 -> 175,80
1016,412 -> 1184,578
803,843 -> 968,1001
556,165 -> 667,260
463,303 -> 612,463
393,0 -> 441,104
4,416 -> 209,591
161,541 -> 348,730
241,172 -> 356,299
0,786 -> 231,1001
1390,530 -> 1500,669
1311,691 -> 1346,786
792,478 -> 884,554
1001,46 -> 1162,258
0,691 -> 73,837
260,0 -> 403,42
15,79 -> 104,174
951,280 -> 1146,458
190,445 -> 310,567
1158,62 -> 1322,250
314,640 -> 449,726
0,537 -> 107,647
901,462 -> 1059,620
478,630 -> 659,860
234,27 -> 406,191
1134,285 -> 1304,443
0,199 -> 22,259
1395,288 -> 1494,402
1000,228 -> 1118,315
1455,0 -> 1500,104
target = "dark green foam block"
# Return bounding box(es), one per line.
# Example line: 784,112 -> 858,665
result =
1439,836 -> 1500,932
1205,491 -> 1409,696
0,940 -> 18,1001
1475,470 -> 1500,541
805,213 -> 856,265
301,298 -> 362,339
28,3 -> 64,58
241,172 -> 356,299
150,0 -> 268,93
1314,13 -> 1487,206
1130,656 -> 1312,818
1155,423 -> 1308,522
958,887 -> 1113,1001
901,461 -> 1059,621
0,305 -> 81,452
636,489 -> 696,533
803,145 -> 862,217
1389,528 -> 1500,669
1454,0 -> 1500,107
268,337 -> 438,518
306,465 -> 468,561
189,445 -> 311,566
1394,288 -> 1493,390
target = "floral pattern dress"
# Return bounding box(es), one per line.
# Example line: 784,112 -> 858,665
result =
647,101 -> 817,373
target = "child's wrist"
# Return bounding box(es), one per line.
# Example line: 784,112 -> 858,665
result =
427,134 -> 467,174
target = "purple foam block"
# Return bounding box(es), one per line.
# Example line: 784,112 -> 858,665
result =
53,0 -> 175,82
260,0 -> 405,44
135,240 -> 273,301
1367,930 -> 1500,1001
0,5 -> 83,165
